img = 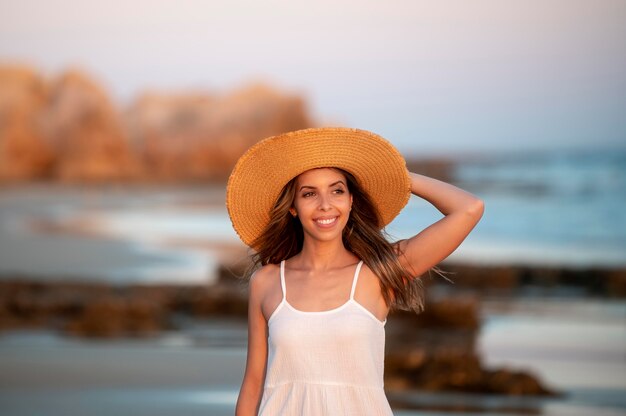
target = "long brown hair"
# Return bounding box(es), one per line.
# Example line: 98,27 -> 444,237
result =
245,167 -> 429,313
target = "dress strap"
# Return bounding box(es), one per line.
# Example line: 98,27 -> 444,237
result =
279,260 -> 287,301
349,260 -> 364,300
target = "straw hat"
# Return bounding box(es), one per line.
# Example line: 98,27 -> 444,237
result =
226,127 -> 411,247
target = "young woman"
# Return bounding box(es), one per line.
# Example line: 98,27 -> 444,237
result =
227,127 -> 484,415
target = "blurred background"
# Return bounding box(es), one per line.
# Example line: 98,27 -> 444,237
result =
0,1 -> 624,415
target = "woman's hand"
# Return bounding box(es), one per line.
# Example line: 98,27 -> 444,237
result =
394,171 -> 484,278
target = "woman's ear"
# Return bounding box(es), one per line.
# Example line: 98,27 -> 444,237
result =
289,208 -> 297,217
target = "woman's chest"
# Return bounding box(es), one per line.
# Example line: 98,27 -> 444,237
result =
268,304 -> 384,350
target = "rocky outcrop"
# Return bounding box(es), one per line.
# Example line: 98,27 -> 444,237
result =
63,297 -> 166,338
433,262 -> 626,297
0,66 -> 54,180
0,278 -> 248,337
0,65 -> 314,183
125,83 -> 311,181
45,70 -> 144,182
385,348 -> 556,396
385,296 -> 480,356
0,66 -> 142,182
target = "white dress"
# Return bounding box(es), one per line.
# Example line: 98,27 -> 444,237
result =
258,260 -> 394,415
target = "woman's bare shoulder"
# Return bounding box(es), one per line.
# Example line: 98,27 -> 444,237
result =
248,263 -> 282,322
248,263 -> 280,294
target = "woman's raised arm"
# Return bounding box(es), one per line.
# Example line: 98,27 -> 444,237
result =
395,171 -> 484,278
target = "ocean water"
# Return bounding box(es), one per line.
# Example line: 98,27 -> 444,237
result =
389,147 -> 626,267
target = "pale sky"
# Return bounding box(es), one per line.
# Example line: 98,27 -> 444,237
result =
1,0 -> 625,157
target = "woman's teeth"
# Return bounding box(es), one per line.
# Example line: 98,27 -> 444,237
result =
316,217 -> 337,225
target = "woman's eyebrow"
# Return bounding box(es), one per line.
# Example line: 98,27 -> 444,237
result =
299,180 -> 346,191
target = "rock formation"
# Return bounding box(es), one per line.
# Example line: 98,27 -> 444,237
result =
125,83 -> 312,181
0,64 -> 314,183
0,66 -> 54,180
44,69 -> 143,182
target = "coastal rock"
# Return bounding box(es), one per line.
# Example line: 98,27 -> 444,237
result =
124,83 -> 312,181
44,70 -> 143,182
0,280 -> 100,329
385,295 -> 480,352
170,284 -> 248,318
64,297 -> 165,338
416,295 -> 480,329
484,368 -> 555,395
0,64 -> 315,183
433,264 -> 520,294
385,348 -> 556,396
436,263 -> 626,297
0,66 -> 54,181
605,268 -> 626,297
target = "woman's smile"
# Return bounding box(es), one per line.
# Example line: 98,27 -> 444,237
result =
314,216 -> 339,228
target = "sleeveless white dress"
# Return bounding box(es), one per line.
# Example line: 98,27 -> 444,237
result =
258,260 -> 394,415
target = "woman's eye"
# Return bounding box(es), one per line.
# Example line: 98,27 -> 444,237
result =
333,189 -> 345,194
303,192 -> 315,198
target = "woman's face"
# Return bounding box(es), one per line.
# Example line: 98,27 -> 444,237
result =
291,168 -> 353,244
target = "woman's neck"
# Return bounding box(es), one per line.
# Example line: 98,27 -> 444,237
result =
292,238 -> 357,272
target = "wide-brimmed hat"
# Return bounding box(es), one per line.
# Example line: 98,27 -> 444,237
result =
226,127 -> 411,248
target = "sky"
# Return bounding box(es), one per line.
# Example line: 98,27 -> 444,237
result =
1,0 -> 625,157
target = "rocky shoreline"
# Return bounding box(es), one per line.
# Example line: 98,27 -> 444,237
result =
0,262 -> 561,398
430,262 -> 626,298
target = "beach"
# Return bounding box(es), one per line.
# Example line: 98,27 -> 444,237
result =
1,149 -> 625,415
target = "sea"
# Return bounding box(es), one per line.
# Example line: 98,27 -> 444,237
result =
0,146 -> 625,415
390,146 -> 626,268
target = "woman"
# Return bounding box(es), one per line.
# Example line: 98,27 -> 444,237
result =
227,127 -> 484,415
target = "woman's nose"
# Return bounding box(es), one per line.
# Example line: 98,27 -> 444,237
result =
318,194 -> 331,210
